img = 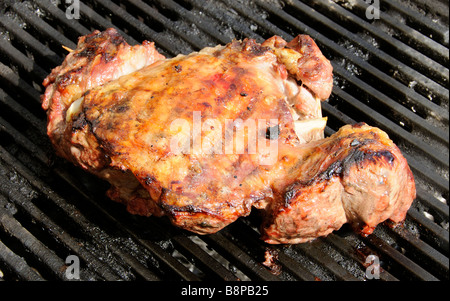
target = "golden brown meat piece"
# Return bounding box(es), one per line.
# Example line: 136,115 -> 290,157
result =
41,28 -> 164,166
41,29 -> 415,244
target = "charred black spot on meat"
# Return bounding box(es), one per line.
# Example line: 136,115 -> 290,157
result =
71,112 -> 87,131
77,45 -> 97,58
283,187 -> 298,207
317,148 -> 396,182
110,35 -> 125,47
82,104 -> 101,131
58,67 -> 83,88
215,81 -> 239,104
251,45 -> 270,56
174,64 -> 182,72
242,39 -> 271,56
320,160 -> 344,181
110,102 -> 130,113
346,148 -> 395,168
102,51 -> 115,63
162,203 -> 207,215
144,175 -> 158,186
200,102 -> 212,108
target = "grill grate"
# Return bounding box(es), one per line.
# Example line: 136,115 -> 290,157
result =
0,0 -> 448,281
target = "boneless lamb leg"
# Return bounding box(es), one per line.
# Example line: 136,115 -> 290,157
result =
41,29 -> 415,244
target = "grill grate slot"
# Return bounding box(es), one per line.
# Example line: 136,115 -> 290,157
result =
0,0 -> 448,282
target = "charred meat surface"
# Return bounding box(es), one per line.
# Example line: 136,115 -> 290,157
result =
41,29 -> 415,244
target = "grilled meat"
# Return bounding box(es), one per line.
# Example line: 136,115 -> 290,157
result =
262,123 -> 415,244
41,28 -> 415,244
42,28 -> 164,167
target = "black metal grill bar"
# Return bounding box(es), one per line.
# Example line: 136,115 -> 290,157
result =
0,39 -> 47,84
409,195 -> 449,252
0,170 -> 121,281
77,1 -> 139,45
170,235 -> 240,281
324,233 -> 400,281
184,0 -> 262,41
284,0 -> 448,121
219,219 -> 324,280
404,203 -> 448,254
308,0 -> 448,90
0,185 -> 67,280
203,232 -> 281,281
11,2 -> 77,52
151,0 -> 230,45
409,0 -> 449,25
33,0 -> 91,39
356,0 -> 448,66
389,223 -> 449,279
382,0 -> 449,46
129,210 -> 242,280
330,87 -> 447,167
275,250 -> 318,281
0,0 -> 448,282
84,0 -> 186,55
0,15 -> 62,68
362,233 -> 439,281
0,236 -> 44,281
0,89 -> 46,137
294,241 -> 359,281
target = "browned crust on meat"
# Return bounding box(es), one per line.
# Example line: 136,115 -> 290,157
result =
41,30 -> 415,244
261,123 -> 416,244
41,28 -> 164,167
286,35 -> 333,100
263,35 -> 333,100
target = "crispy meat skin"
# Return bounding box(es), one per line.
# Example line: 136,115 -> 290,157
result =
42,29 -> 415,244
263,123 -> 415,243
41,28 -> 164,167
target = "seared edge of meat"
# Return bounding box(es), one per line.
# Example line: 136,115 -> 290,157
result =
41,28 -> 164,166
262,35 -> 333,101
261,123 -> 416,244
